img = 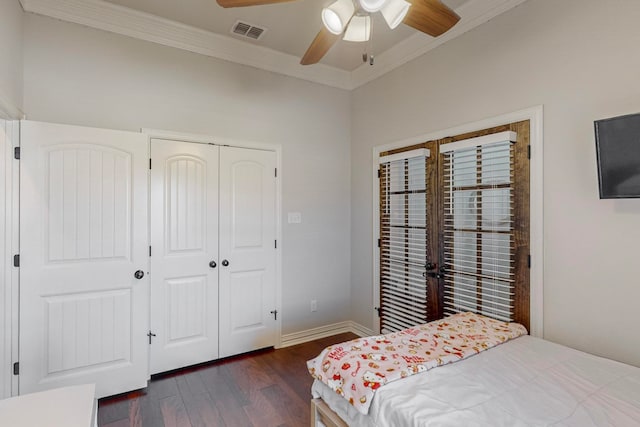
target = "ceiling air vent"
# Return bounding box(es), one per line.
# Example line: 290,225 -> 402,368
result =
231,21 -> 267,41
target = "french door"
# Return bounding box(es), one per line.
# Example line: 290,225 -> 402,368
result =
20,121 -> 149,398
378,122 -> 530,332
378,142 -> 440,333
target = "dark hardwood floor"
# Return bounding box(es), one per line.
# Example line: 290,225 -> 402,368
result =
98,332 -> 357,427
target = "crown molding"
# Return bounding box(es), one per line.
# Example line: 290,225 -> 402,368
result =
20,0 -> 353,90
350,0 -> 528,88
0,92 -> 24,120
21,0 -> 527,91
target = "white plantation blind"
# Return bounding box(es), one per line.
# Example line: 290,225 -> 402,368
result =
441,137 -> 516,322
379,151 -> 429,333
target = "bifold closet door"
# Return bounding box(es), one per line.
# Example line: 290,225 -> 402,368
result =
19,121 -> 149,398
149,139 -> 219,374
219,147 -> 277,358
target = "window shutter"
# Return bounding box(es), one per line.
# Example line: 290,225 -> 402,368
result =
379,149 -> 430,333
440,131 -> 517,322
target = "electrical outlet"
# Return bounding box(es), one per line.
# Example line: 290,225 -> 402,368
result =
310,299 -> 317,312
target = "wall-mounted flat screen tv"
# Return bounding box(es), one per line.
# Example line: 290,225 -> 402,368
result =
595,113 -> 640,199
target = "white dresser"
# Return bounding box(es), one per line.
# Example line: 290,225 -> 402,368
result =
0,384 -> 96,427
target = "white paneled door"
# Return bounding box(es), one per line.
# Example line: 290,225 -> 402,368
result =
219,147 -> 277,358
19,121 -> 149,398
150,139 -> 219,374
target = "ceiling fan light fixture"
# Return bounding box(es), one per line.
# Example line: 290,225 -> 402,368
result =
381,0 -> 410,29
322,0 -> 355,35
358,0 -> 387,13
343,14 -> 371,42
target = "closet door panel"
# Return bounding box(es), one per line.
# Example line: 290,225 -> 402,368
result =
150,139 -> 219,374
219,147 -> 277,358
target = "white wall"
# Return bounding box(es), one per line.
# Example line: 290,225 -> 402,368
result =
0,0 -> 23,117
351,0 -> 640,366
22,13 -> 352,336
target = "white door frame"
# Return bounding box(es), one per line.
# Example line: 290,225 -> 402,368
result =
0,120 -> 20,398
371,106 -> 544,338
142,128 -> 283,349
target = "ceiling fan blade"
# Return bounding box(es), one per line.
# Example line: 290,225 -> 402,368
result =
216,0 -> 295,8
403,0 -> 461,37
300,28 -> 340,65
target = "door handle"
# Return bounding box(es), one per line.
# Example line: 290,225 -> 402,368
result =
422,265 -> 446,279
221,260 -> 229,267
209,260 -> 217,269
134,270 -> 145,279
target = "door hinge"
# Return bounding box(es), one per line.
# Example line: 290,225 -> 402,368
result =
13,362 -> 19,375
149,246 -> 152,257
275,168 -> 277,178
14,147 -> 20,160
149,158 -> 152,169
374,307 -> 381,318
377,238 -> 381,248
147,331 -> 156,344
274,240 -> 277,249
13,254 -> 19,267
527,254 -> 531,269
527,145 -> 531,159
270,310 -> 278,320
377,169 -> 381,178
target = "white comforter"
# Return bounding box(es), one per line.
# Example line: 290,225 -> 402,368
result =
312,336 -> 640,426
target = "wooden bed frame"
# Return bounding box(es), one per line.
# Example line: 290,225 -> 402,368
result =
310,398 -> 348,427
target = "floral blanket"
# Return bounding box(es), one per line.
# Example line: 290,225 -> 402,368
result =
307,312 -> 527,414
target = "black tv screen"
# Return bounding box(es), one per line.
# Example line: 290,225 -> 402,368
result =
595,113 -> 640,199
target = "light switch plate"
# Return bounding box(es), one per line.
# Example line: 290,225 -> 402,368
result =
288,212 -> 302,224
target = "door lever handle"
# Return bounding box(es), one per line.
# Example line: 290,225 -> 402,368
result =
423,270 -> 444,279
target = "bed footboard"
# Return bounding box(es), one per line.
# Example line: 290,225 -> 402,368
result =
310,398 -> 348,427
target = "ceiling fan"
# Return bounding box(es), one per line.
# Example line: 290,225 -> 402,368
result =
216,0 -> 461,65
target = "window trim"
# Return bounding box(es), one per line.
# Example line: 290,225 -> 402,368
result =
372,106 -> 544,337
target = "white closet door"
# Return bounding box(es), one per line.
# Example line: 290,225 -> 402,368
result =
149,139 -> 219,374
19,121 -> 149,398
219,147 -> 277,358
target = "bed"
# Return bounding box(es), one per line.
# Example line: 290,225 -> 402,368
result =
307,314 -> 640,426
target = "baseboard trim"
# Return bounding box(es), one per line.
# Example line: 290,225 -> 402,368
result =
349,321 -> 376,338
280,321 -> 376,348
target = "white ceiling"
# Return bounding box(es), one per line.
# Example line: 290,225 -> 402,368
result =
21,0 -> 527,89
103,0 -> 469,71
